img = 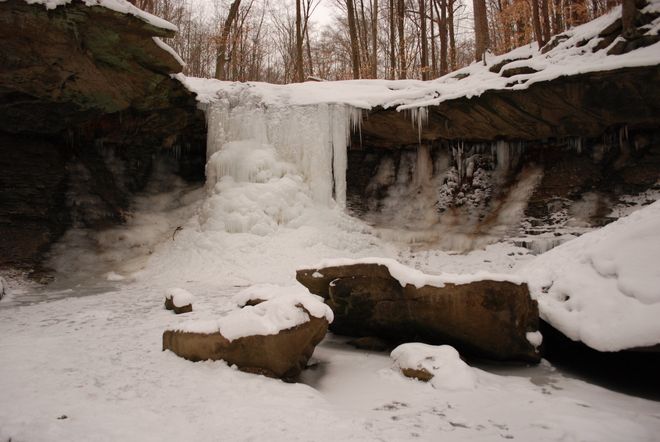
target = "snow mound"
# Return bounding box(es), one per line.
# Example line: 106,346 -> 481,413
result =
18,0 -> 178,31
233,284 -> 322,307
308,257 -> 524,288
172,292 -> 333,341
391,343 -> 477,390
523,200 -> 660,351
166,288 -> 194,307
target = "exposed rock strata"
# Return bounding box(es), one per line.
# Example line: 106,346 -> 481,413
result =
297,263 -> 540,362
0,0 -> 206,270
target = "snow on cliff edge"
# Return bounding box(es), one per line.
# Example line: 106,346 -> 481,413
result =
179,2 -> 660,109
522,200 -> 660,352
11,0 -> 178,31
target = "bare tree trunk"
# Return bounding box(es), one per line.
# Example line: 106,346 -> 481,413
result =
397,0 -> 406,78
306,25 -> 314,76
295,0 -> 304,82
531,0 -> 546,47
389,0 -> 397,78
472,0 -> 490,62
438,0 -> 448,75
621,0 -> 638,38
541,0 -> 551,43
346,0 -> 362,78
372,0 -> 379,78
553,0 -> 563,33
430,1 -> 437,76
215,0 -> 242,80
419,0 -> 429,79
356,0 -> 369,75
448,0 -> 456,70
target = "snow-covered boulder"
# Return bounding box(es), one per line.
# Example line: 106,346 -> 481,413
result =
523,200 -> 660,352
162,293 -> 332,379
297,258 -> 540,362
391,343 -> 477,390
164,288 -> 194,314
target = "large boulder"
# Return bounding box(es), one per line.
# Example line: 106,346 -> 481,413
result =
297,259 -> 540,362
163,294 -> 332,379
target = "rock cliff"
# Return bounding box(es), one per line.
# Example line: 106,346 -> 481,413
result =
0,0 -> 206,270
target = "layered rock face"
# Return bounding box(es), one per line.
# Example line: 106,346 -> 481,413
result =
297,263 -> 540,362
354,68 -> 660,148
0,0 -> 206,270
346,6 -> 660,242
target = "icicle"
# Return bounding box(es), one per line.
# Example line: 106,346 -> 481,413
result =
409,106 -> 428,145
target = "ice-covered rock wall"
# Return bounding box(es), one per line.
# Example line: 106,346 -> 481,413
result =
353,140 -> 542,248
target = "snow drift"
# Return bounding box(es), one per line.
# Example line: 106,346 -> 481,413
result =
523,200 -> 660,351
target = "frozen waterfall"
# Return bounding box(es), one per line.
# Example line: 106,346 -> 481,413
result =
205,97 -> 362,207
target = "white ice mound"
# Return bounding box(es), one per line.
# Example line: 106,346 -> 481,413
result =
173,291 -> 333,341
201,140 -> 310,235
523,200 -> 660,351
166,287 -> 194,307
391,343 -> 477,390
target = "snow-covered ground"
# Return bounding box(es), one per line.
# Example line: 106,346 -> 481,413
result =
1,282 -> 660,442
2,1 -> 660,439
1,141 -> 658,440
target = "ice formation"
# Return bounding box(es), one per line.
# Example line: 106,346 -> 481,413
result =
361,141 -> 543,249
204,88 -> 362,208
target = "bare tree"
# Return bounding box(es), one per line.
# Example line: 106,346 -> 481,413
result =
215,0 -> 242,80
389,0 -> 397,78
371,0 -> 379,77
346,0 -> 362,78
296,0 -> 305,81
419,0 -> 430,79
621,0 -> 638,38
531,0 -> 546,47
472,0 -> 490,61
397,0 -> 406,78
448,0 -> 457,70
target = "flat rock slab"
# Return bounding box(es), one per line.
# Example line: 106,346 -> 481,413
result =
163,314 -> 328,380
297,263 -> 540,362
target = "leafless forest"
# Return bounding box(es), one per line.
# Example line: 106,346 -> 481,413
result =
134,0 -> 623,82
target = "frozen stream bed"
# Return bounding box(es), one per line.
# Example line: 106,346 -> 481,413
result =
1,282 -> 659,442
